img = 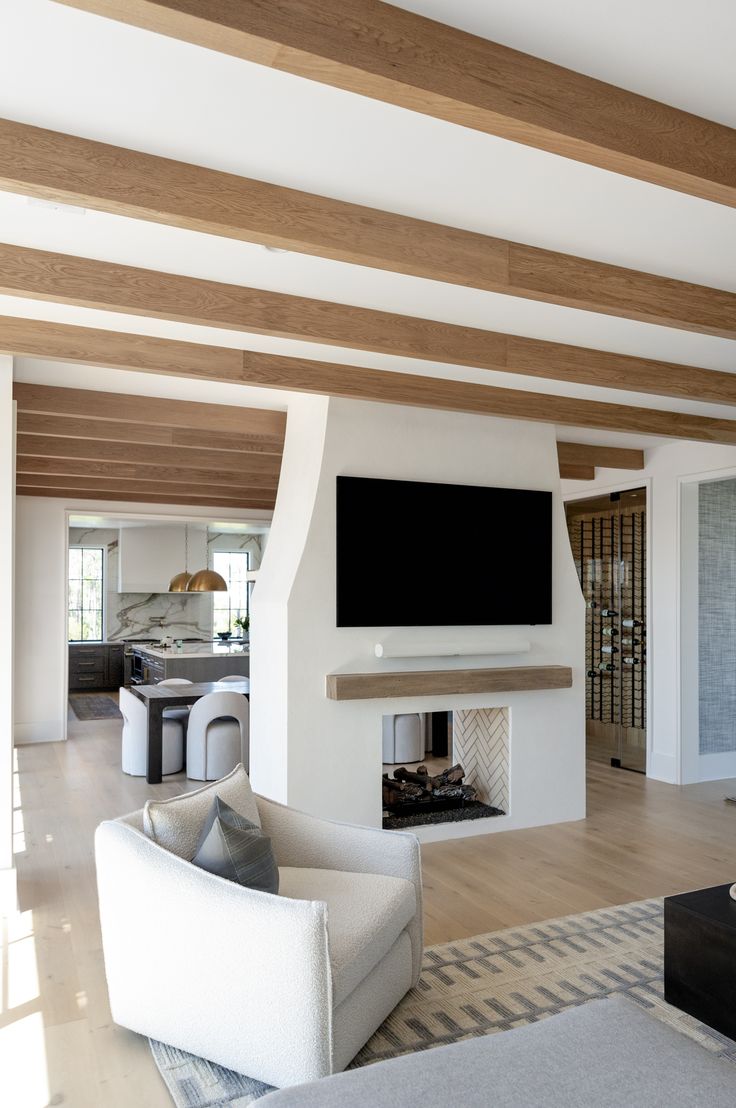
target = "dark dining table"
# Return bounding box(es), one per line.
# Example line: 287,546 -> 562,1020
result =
130,680 -> 250,784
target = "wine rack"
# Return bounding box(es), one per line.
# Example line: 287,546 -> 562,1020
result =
567,491 -> 646,766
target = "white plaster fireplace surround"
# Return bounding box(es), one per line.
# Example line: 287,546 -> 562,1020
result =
250,396 -> 585,842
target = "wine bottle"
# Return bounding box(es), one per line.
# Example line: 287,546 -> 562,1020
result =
601,645 -> 619,654
621,637 -> 640,647
586,600 -> 598,609
622,618 -> 642,628
602,626 -> 618,637
600,608 -> 618,617
623,656 -> 639,665
586,669 -> 599,678
598,662 -> 615,672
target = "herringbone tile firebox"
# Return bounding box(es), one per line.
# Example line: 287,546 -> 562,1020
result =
452,707 -> 510,812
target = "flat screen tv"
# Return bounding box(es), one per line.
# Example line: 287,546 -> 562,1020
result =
336,476 -> 552,627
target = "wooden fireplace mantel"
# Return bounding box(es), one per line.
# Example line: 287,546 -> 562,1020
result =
325,665 -> 573,701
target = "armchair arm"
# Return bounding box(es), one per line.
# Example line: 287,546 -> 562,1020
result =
95,819 -> 333,1087
256,796 -> 423,984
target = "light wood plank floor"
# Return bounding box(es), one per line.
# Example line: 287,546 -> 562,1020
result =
4,724 -> 736,1107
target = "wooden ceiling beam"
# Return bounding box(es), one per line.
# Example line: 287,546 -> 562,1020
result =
238,350 -> 736,446
17,433 -> 282,474
6,316 -> 736,447
559,464 -> 595,480
16,455 -> 279,489
13,377 -> 285,439
1,118 -> 734,338
17,484 -> 275,509
54,0 -> 736,207
1,249 -> 735,406
556,442 -> 645,470
15,472 -> 275,500
16,411 -> 283,454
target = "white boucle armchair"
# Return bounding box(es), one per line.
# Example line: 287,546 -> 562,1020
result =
95,770 -> 422,1090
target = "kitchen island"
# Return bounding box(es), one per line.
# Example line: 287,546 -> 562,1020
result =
128,641 -> 249,685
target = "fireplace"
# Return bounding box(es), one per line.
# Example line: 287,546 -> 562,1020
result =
381,707 -> 510,830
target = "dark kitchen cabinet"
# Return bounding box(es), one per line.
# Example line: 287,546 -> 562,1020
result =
69,643 -> 125,692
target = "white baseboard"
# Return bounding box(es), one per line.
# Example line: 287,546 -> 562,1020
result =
14,720 -> 65,744
647,750 -> 678,784
698,751 -> 736,782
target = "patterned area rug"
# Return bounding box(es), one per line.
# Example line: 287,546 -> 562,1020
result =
150,898 -> 736,1106
69,695 -> 122,720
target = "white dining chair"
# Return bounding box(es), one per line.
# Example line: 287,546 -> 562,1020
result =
119,686 -> 185,777
157,678 -> 193,733
185,690 -> 249,781
216,674 -> 248,683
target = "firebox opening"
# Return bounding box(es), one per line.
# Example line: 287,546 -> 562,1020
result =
381,709 -> 509,830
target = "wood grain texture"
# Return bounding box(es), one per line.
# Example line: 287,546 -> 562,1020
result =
325,665 -> 573,700
16,433 -> 282,474
557,442 -> 645,469
17,485 -> 275,509
16,455 -> 279,488
5,317 -> 736,446
559,463 -> 595,480
239,350 -> 736,446
1,117 -> 734,336
13,379 -> 286,438
16,412 -> 283,454
2,248 -> 736,404
54,0 -> 736,206
15,472 -> 273,500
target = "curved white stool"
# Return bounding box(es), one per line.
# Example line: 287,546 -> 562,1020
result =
382,713 -> 424,764
119,686 -> 185,776
217,674 -> 248,683
185,690 -> 249,781
157,678 -> 193,733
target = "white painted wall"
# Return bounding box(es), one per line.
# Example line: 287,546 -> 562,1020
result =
251,397 -> 586,836
13,497 -> 269,745
563,439 -> 736,785
0,356 -> 15,902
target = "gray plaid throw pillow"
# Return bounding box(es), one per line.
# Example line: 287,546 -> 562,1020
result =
191,796 -> 279,894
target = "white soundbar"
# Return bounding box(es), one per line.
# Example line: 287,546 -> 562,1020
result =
374,638 -> 532,659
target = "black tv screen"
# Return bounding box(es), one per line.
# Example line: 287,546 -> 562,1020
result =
336,476 -> 552,627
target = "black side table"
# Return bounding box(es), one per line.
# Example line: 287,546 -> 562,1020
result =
664,883 -> 736,1041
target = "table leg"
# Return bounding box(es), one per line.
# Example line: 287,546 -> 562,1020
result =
146,701 -> 165,784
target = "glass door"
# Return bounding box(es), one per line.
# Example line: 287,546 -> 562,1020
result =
566,488 -> 647,772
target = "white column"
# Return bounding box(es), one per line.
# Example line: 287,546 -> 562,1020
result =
0,355 -> 15,908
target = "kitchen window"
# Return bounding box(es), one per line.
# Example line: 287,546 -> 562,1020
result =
68,547 -> 104,641
212,551 -> 250,635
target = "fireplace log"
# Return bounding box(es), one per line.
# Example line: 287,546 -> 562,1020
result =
394,764 -> 466,790
382,778 -> 426,805
433,783 -> 477,801
432,764 -> 465,786
393,766 -> 432,786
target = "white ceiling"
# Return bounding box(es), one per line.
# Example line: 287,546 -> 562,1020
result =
0,0 -> 734,448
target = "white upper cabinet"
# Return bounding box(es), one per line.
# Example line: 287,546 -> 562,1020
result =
117,526 -> 207,593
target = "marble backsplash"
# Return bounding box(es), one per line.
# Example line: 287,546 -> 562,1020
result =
108,589 -> 212,641
69,527 -> 264,642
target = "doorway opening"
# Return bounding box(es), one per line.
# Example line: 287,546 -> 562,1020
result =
566,488 -> 647,772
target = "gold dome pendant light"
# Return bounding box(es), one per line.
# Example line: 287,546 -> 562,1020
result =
187,527 -> 227,592
168,523 -> 192,592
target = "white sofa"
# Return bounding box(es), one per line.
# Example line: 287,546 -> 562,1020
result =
95,766 -> 422,1089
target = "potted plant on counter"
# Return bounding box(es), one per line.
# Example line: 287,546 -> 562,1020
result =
234,614 -> 250,644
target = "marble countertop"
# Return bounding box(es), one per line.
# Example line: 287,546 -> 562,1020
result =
70,640 -> 249,658
133,643 -> 250,659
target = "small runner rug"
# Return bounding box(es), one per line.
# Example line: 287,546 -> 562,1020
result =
69,695 -> 122,721
150,897 -> 736,1107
